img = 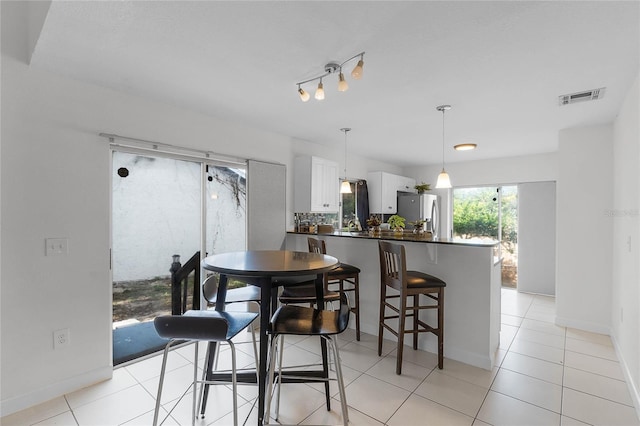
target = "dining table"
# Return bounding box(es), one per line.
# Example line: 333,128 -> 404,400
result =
201,250 -> 339,425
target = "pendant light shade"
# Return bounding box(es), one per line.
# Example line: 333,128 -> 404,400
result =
340,128 -> 352,194
436,169 -> 452,189
435,105 -> 453,189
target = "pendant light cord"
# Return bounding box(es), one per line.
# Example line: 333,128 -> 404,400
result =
341,128 -> 351,180
441,109 -> 445,168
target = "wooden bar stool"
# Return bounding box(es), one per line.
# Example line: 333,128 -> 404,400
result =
378,240 -> 446,374
308,237 -> 362,340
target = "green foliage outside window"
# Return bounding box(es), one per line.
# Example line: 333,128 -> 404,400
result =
453,186 -> 518,254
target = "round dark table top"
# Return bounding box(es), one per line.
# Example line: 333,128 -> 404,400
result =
202,250 -> 338,278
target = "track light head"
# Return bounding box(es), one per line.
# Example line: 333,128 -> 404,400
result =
338,71 -> 349,92
315,80 -> 325,100
298,86 -> 310,102
351,55 -> 364,80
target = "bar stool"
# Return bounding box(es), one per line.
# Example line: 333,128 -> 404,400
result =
378,240 -> 446,374
265,294 -> 350,425
308,237 -> 362,340
276,268 -> 341,307
152,309 -> 259,426
202,274 -> 260,365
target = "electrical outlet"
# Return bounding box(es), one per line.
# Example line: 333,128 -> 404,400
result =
45,238 -> 68,256
53,328 -> 70,349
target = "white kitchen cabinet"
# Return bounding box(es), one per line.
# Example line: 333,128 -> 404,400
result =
294,156 -> 339,213
367,171 -> 416,214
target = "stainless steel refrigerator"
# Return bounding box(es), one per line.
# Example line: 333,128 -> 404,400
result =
397,193 -> 440,237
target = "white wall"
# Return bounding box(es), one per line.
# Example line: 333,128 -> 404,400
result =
518,182 -> 557,295
0,2 -> 399,414
556,124 -> 613,333
611,72 -> 640,407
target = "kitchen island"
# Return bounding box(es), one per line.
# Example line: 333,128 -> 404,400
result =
285,230 -> 502,370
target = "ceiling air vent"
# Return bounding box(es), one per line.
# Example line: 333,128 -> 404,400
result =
559,87 -> 606,106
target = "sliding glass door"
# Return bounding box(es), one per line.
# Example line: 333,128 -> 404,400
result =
111,150 -> 246,364
112,152 -> 202,326
453,185 -> 518,287
205,164 -> 246,255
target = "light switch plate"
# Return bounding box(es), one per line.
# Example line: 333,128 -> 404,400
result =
45,238 -> 68,256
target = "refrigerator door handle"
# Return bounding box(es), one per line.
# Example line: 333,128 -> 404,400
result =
431,200 -> 439,238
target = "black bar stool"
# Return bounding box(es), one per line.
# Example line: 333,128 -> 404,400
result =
152,310 -> 258,426
265,294 -> 350,425
308,237 -> 362,340
202,274 -> 260,365
378,240 -> 446,374
277,275 -> 341,307
199,275 -> 260,417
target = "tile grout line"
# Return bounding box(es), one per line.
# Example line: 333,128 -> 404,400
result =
474,294 -> 524,424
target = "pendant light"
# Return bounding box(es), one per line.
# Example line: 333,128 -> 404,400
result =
435,105 -> 452,189
340,128 -> 352,194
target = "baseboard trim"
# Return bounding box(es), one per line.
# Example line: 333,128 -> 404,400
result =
1,365 -> 112,417
610,334 -> 640,421
554,315 -> 612,335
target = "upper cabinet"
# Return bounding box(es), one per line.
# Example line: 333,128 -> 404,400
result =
294,156 -> 339,213
367,171 -> 416,214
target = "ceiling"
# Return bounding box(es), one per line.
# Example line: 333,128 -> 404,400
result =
30,1 -> 639,167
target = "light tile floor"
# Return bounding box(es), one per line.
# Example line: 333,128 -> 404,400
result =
3,289 -> 640,425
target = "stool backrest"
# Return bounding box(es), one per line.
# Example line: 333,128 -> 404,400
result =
378,241 -> 407,292
307,237 -> 327,255
202,274 -> 218,304
336,293 -> 351,333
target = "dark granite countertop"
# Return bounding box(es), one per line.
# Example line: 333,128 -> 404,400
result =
287,230 -> 499,247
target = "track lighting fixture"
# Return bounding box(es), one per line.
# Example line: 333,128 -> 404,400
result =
296,52 -> 365,102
